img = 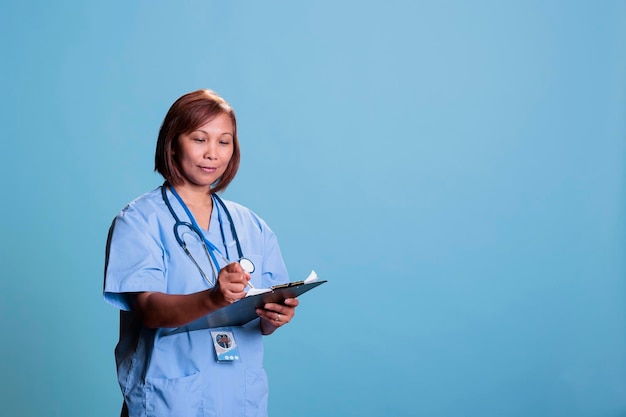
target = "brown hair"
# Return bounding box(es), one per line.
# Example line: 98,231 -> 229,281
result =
154,89 -> 240,193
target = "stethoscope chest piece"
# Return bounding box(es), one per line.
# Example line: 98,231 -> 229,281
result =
238,257 -> 255,274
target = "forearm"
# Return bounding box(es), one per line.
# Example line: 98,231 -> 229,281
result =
134,290 -> 228,328
133,263 -> 250,328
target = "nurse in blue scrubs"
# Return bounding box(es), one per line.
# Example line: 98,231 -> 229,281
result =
104,89 -> 299,417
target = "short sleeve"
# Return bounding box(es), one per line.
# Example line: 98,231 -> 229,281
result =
103,205 -> 167,311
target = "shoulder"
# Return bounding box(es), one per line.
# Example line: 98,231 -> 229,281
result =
106,187 -> 169,269
115,187 -> 165,223
108,187 -> 169,243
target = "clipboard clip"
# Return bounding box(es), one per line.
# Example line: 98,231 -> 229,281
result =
271,281 -> 305,290
270,270 -> 319,290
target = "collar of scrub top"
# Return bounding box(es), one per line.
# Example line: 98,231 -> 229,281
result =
161,182 -> 245,286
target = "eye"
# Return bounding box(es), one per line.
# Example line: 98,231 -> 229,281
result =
193,137 -> 205,143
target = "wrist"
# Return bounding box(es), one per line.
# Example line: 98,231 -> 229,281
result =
206,287 -> 228,310
260,317 -> 278,335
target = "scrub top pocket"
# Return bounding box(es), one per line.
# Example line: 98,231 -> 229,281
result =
146,371 -> 204,417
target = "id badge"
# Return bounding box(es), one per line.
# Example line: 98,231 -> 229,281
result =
210,329 -> 240,362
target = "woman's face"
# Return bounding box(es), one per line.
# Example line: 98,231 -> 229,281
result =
174,112 -> 234,190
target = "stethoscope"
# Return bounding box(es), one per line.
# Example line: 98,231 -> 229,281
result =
161,182 -> 255,287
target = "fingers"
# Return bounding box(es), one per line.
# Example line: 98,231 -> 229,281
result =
222,261 -> 246,275
282,297 -> 299,308
222,262 -> 250,285
256,298 -> 299,327
257,309 -> 287,327
214,263 -> 251,304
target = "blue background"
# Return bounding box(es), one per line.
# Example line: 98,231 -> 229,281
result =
1,1 -> 625,416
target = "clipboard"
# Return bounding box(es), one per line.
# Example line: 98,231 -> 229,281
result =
166,280 -> 327,334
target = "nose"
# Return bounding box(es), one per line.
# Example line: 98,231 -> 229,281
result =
203,142 -> 217,159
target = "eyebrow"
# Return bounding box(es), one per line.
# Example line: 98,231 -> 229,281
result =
194,130 -> 234,137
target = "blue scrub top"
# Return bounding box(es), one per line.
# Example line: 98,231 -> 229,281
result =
104,186 -> 289,417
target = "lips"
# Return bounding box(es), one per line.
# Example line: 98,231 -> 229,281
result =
199,166 -> 217,173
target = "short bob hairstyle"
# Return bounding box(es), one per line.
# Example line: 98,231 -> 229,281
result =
155,89 -> 240,193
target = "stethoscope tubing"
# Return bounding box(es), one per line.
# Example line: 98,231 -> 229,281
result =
161,182 -> 251,284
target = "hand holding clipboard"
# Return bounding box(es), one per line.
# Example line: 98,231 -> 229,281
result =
165,271 -> 327,333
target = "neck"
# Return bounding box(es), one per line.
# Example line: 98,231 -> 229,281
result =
172,183 -> 213,206
170,183 -> 214,229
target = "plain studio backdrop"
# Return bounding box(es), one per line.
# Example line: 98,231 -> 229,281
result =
1,1 -> 625,416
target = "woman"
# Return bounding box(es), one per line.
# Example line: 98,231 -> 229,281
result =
104,89 -> 298,417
